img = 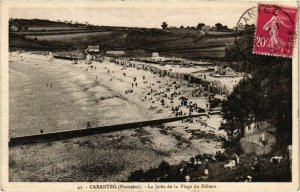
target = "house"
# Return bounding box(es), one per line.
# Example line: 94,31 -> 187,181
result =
214,66 -> 237,76
85,45 -> 101,60
216,67 -> 226,75
106,50 -> 125,55
210,26 -> 217,31
10,25 -> 18,31
152,52 -> 159,57
224,67 -> 236,75
202,25 -> 211,31
199,30 -> 205,35
85,45 -> 100,54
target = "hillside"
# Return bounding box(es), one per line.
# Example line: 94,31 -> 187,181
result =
9,19 -> 236,60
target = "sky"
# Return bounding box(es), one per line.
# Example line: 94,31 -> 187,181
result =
9,3 -> 255,29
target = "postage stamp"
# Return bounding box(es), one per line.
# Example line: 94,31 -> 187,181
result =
253,4 -> 298,57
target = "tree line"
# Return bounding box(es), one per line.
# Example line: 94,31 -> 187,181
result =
221,25 -> 292,147
161,22 -> 231,31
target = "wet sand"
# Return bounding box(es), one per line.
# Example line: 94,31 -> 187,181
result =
9,52 -> 227,181
10,52 -> 211,136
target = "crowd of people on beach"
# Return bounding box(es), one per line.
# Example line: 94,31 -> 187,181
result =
67,55 -> 221,138
93,58 -> 212,118
128,150 -> 290,182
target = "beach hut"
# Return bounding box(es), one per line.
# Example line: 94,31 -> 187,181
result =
152,52 -> 159,57
106,50 -> 125,56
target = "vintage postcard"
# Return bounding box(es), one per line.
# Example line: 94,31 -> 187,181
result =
0,0 -> 299,191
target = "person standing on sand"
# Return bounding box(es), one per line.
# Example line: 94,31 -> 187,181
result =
87,122 -> 91,129
260,133 -> 266,146
235,154 -> 240,164
252,157 -> 261,174
204,163 -> 209,177
50,84 -> 52,88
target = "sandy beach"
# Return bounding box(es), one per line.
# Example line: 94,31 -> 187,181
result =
9,52 -> 217,137
9,52 -> 229,181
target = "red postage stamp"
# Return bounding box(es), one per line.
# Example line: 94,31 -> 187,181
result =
253,4 -> 298,57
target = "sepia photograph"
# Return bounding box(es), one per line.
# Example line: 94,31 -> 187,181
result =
1,0 -> 299,191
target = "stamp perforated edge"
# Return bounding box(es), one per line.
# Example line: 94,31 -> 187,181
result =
252,3 -> 299,58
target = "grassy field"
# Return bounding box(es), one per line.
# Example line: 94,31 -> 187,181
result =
10,24 -> 236,60
26,32 -> 112,42
12,29 -> 109,35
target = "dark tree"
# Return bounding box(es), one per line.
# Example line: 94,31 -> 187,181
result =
215,23 -> 223,31
222,25 -> 292,146
161,22 -> 168,30
196,23 -> 205,30
208,96 -> 222,109
128,169 -> 144,181
158,161 -> 171,173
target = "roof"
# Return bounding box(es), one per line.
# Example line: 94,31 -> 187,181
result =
106,50 -> 125,55
86,45 -> 99,52
88,45 -> 99,49
225,67 -> 234,71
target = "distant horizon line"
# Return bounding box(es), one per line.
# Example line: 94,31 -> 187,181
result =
9,18 -> 233,30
